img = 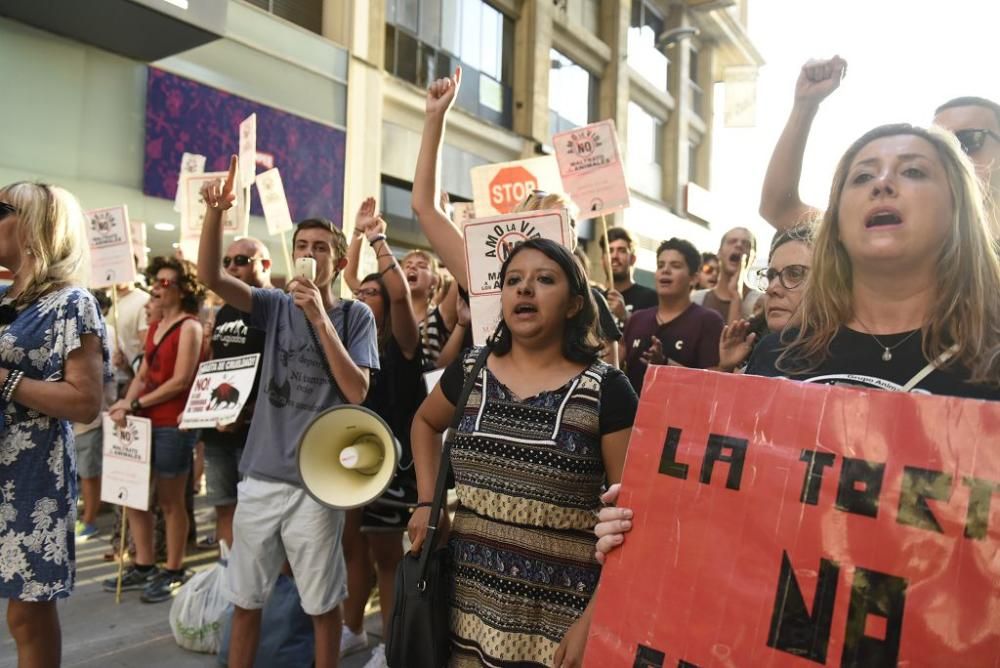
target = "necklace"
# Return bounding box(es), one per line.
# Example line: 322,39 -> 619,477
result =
854,317 -> 920,362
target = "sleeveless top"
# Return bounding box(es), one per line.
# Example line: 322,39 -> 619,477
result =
141,316 -> 199,428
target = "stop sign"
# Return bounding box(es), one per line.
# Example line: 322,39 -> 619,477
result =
488,166 -> 538,214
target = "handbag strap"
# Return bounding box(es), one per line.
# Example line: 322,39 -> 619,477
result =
146,316 -> 195,369
416,346 -> 489,587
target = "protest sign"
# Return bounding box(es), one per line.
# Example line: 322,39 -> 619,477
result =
85,205 -> 137,288
553,120 -> 630,218
470,156 -> 563,217
451,201 -> 476,228
462,209 -> 571,345
585,367 -> 1000,667
100,414 -> 152,511
231,180 -> 251,237
129,219 -> 148,270
256,167 -> 294,235
179,354 -> 260,430
180,171 -> 231,258
173,152 -> 206,212
239,113 -> 257,187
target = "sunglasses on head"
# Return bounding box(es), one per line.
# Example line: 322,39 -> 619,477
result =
222,254 -> 260,268
955,128 -> 1000,156
0,202 -> 16,219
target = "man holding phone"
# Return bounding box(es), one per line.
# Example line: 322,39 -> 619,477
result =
196,157 -> 379,668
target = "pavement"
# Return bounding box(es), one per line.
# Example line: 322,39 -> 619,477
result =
0,499 -> 384,668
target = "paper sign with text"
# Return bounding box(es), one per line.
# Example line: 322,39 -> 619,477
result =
179,354 -> 260,430
100,414 -> 152,511
462,209 -> 571,345
130,219 -> 148,270
173,152 -> 206,212
239,113 -> 257,187
553,119 -> 630,218
180,172 -> 231,244
585,367 -> 1000,667
86,205 -> 137,288
256,167 -> 294,235
470,155 -> 563,218
231,181 -> 251,237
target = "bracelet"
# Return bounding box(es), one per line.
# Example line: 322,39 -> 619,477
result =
1,370 -> 23,402
368,234 -> 387,246
414,502 -> 434,509
380,264 -> 396,276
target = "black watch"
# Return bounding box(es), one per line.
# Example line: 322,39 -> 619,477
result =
130,398 -> 142,412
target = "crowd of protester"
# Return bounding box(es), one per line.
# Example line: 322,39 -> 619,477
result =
1,55 -> 999,668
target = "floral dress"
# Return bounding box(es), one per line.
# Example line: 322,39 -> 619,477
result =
0,286 -> 108,601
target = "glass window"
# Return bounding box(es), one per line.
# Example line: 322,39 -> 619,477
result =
460,0 -> 482,70
628,102 -> 664,199
549,49 -> 596,134
245,0 -> 323,34
688,139 -> 699,184
627,1 -> 668,89
441,0 -> 461,54
480,4 -> 501,80
419,0 -> 441,45
395,0 -> 419,33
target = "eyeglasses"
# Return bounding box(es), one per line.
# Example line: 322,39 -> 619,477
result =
955,128 -> 1000,156
756,264 -> 809,291
222,254 -> 260,268
153,278 -> 179,289
354,288 -> 381,299
0,202 -> 16,219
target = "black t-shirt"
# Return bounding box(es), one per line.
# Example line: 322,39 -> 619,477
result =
622,304 -> 724,394
621,283 -> 658,315
439,353 -> 638,434
746,327 -> 1000,401
591,287 -> 623,342
202,304 -> 267,447
364,337 -> 426,466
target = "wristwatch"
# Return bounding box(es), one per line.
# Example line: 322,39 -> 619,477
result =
130,398 -> 142,413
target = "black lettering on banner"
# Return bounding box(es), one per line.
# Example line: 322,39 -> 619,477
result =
897,466 -> 953,533
841,567 -> 907,667
766,551 -> 839,664
835,458 -> 885,519
634,645 -> 665,668
699,434 -> 748,490
658,427 -> 688,480
963,476 -> 1000,539
799,449 -> 837,505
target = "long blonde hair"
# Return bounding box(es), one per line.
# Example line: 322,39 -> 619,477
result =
779,124 -> 1000,386
0,182 -> 90,304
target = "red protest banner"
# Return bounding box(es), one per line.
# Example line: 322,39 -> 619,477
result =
585,367 -> 1000,667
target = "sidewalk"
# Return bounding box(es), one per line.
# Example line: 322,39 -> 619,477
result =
0,502 -> 384,667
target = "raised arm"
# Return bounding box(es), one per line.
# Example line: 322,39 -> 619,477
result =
412,67 -> 469,291
759,56 -> 846,232
197,156 -> 252,313
343,200 -> 369,294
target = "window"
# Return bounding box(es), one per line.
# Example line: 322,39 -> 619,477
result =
385,0 -> 514,128
688,47 -> 704,117
688,138 -> 699,184
244,0 -> 323,34
627,1 -> 668,89
627,102 -> 664,199
548,50 -> 599,135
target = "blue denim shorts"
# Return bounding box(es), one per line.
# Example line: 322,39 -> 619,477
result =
152,427 -> 197,478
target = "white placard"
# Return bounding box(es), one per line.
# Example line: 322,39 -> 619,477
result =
86,205 -> 138,288
129,219 -> 148,270
173,152 -> 206,213
231,181 -> 251,237
180,172 -> 231,243
178,353 -> 261,430
451,202 -> 476,228
100,414 -> 152,511
239,113 -> 257,187
462,209 -> 572,345
470,155 -> 563,218
255,167 -> 294,235
553,119 -> 630,218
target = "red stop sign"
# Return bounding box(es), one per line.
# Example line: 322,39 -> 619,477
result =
488,166 -> 538,214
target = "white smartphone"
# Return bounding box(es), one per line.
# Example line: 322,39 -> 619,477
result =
294,257 -> 316,283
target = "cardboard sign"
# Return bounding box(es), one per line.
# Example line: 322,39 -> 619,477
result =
129,219 -> 148,270
85,205 -> 138,288
238,113 -> 257,187
256,167 -> 294,235
180,171 -> 231,257
179,353 -> 260,430
231,181 -> 251,237
100,414 -> 152,511
462,209 -> 572,345
553,119 -> 630,218
585,367 -> 1000,667
470,155 -> 563,217
173,152 -> 206,212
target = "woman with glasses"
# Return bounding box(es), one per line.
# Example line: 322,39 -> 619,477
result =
718,225 -> 813,372
107,256 -> 205,603
341,197 -> 423,665
596,123 -> 1000,563
0,183 -> 109,667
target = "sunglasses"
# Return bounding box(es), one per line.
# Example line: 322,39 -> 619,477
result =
700,263 -> 718,274
222,254 -> 260,268
756,265 -> 809,292
955,128 -> 1000,156
0,202 -> 16,219
153,278 -> 179,289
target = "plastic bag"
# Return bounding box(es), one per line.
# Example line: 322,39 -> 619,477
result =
169,541 -> 230,654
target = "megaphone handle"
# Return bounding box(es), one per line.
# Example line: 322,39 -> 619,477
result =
416,347 -> 489,581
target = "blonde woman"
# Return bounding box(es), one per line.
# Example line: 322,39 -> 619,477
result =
0,183 -> 108,667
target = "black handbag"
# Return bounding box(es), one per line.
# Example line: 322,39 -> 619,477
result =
386,347 -> 489,668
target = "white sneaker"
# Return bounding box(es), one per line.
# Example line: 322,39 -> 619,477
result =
362,644 -> 387,668
340,625 -> 368,657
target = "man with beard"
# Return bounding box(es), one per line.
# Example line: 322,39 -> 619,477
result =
602,227 -> 657,324
691,227 -> 765,324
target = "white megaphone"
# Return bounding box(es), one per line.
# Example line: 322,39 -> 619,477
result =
297,405 -> 401,509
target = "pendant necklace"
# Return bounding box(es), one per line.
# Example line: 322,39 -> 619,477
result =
854,318 -> 920,362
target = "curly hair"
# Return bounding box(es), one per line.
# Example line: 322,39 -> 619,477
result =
147,256 -> 206,314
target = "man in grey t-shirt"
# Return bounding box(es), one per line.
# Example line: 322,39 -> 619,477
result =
197,159 -> 378,668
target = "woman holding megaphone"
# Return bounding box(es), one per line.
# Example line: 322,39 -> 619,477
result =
340,197 -> 424,664
408,238 -> 638,667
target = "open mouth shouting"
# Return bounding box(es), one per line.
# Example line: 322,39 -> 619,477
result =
865,207 -> 903,229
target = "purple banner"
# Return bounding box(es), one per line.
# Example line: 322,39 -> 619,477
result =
143,67 -> 346,227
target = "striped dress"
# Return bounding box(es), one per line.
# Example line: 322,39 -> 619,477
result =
444,349 -> 633,666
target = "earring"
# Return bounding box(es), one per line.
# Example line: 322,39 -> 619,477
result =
24,249 -> 32,256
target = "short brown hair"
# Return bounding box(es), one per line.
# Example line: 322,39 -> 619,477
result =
601,227 -> 634,251
292,218 -> 348,261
